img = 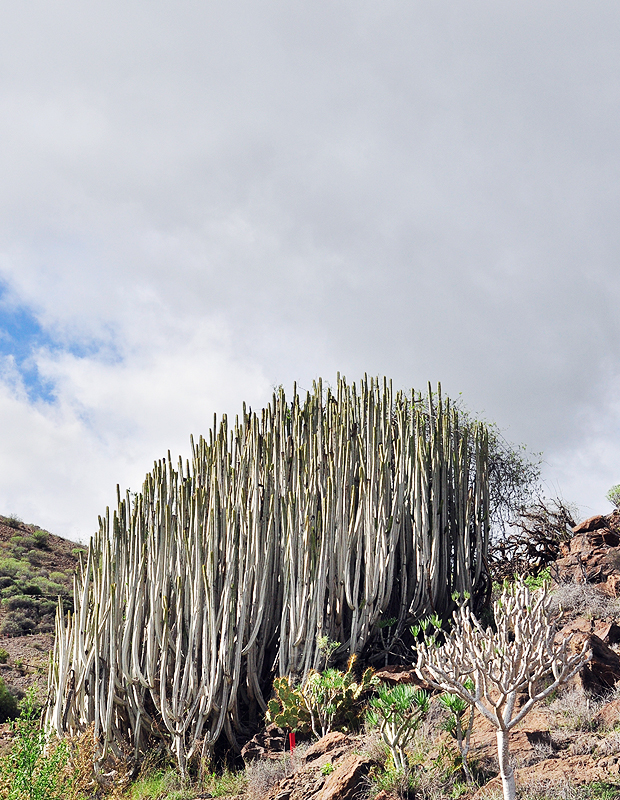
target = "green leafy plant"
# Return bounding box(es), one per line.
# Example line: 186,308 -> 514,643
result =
0,677 -> 19,722
31,531 -> 49,550
439,681 -> 475,784
607,485 -> 620,509
267,659 -> 376,737
266,676 -> 311,732
316,635 -> 340,668
321,762 -> 334,776
0,689 -> 70,800
366,683 -> 429,772
0,647 -> 9,664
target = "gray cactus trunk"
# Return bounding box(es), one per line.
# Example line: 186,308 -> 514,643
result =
497,729 -> 516,800
45,376 -> 490,773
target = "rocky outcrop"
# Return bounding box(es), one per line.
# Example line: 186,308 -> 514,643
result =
241,724 -> 287,763
473,754 -> 620,797
303,732 -> 350,763
315,754 -> 374,800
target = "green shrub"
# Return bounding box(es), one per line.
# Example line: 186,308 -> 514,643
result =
0,677 -> 19,722
366,683 -> 430,772
5,596 -> 37,612
0,610 -> 36,636
48,572 -> 68,586
0,558 -> 23,579
31,531 -> 49,550
607,485 -> 620,509
267,659 -> 377,737
0,688 -> 70,800
0,648 -> 8,664
4,515 -> 23,530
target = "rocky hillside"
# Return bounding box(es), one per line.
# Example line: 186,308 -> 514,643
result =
3,511 -> 620,799
0,515 -> 85,703
233,511 -> 620,800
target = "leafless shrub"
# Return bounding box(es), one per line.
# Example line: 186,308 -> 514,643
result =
489,498 -> 576,583
568,733 -> 600,756
548,582 -> 620,621
516,779 -> 596,800
244,746 -> 308,800
594,730 -> 620,757
548,688 -> 602,732
528,740 -> 555,765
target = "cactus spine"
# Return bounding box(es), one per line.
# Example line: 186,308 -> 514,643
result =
45,376 -> 489,773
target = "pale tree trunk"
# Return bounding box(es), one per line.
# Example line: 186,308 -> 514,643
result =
496,729 -> 516,800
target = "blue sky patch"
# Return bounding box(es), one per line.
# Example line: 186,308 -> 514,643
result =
0,287 -> 58,403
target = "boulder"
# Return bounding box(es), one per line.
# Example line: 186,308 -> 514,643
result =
573,515 -> 609,534
316,754 -> 374,800
304,732 -> 350,762
569,633 -> 620,695
551,530 -> 620,587
593,697 -> 620,729
556,617 -> 620,647
241,724 -> 287,763
593,620 -> 620,644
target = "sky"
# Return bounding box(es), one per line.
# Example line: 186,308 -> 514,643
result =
1,1 -> 619,541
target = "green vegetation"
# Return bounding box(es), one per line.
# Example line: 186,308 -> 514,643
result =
606,484 -> 620,509
0,689 -> 70,800
267,658 -> 376,736
0,677 -> 19,722
439,681 -> 475,783
366,683 -> 429,772
0,520 -> 79,636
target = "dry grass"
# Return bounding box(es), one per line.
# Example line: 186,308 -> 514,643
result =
549,582 -> 620,622
244,744 -> 308,800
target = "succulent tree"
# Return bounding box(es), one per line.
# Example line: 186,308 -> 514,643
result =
366,684 -> 430,773
45,376 -> 491,773
415,580 -> 589,800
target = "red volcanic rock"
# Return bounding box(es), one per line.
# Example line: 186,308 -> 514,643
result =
573,515 -> 609,534
316,754 -> 374,800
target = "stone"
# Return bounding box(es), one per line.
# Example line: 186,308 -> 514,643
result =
241,724 -> 287,763
594,620 -> 620,644
569,633 -> 620,695
593,697 -> 620,729
373,666 -> 432,691
473,755 -> 618,798
315,754 -> 374,800
551,533 -> 620,587
304,732 -> 349,762
600,575 -> 620,598
573,515 -> 609,534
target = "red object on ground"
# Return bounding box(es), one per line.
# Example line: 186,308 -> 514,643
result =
289,731 -> 296,751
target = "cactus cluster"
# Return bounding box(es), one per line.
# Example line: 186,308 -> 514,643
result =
45,376 -> 490,773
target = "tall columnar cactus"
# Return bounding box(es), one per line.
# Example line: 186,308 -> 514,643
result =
45,376 -> 490,773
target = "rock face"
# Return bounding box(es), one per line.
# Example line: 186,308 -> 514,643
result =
303,732 -> 350,763
572,514 -> 610,534
553,528 -> 620,592
241,724 -> 287,763
551,511 -> 620,598
570,633 -> 620,695
473,754 -> 620,798
315,754 -> 374,800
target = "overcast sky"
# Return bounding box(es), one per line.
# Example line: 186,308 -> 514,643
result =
0,1 -> 619,541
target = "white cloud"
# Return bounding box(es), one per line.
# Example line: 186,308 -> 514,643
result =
1,2 -> 620,536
